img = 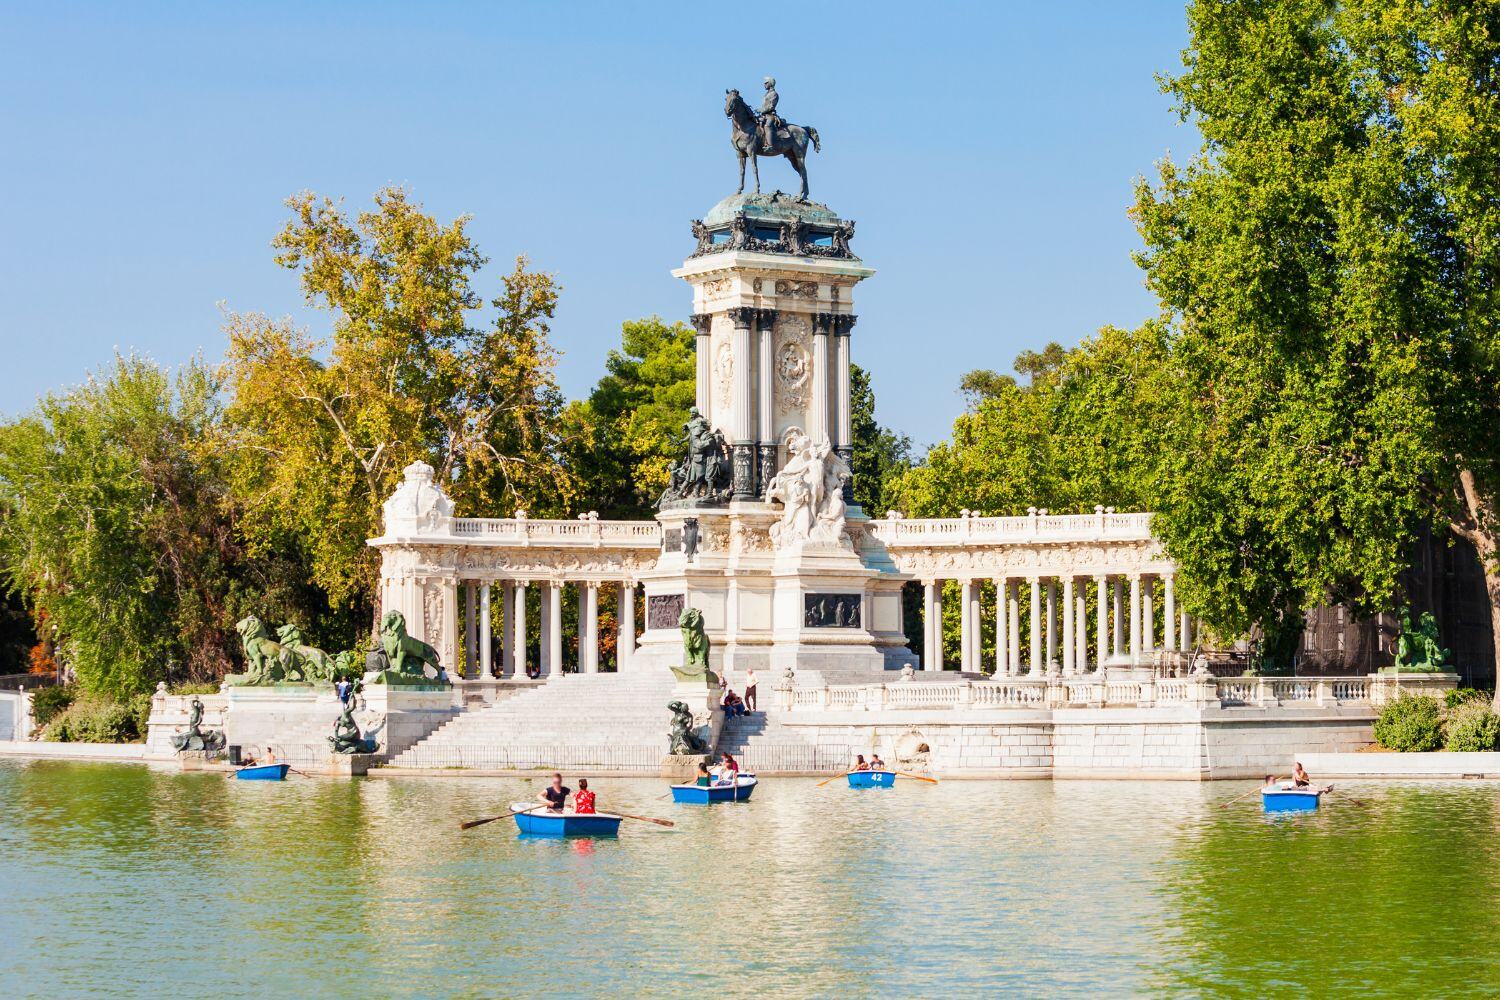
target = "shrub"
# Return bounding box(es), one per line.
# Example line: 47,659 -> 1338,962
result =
1373,694 -> 1444,752
28,684 -> 75,727
1445,687 -> 1490,709
169,681 -> 221,695
1444,702 -> 1500,753
44,696 -> 142,744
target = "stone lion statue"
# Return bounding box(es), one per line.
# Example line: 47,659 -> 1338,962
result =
228,615 -> 288,685
667,700 -> 709,755
669,607 -> 719,685
368,611 -> 444,682
275,622 -> 336,683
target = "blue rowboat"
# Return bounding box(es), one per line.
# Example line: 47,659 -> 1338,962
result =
847,770 -> 896,789
669,775 -> 758,804
510,803 -> 622,837
234,763 -> 290,781
1261,784 -> 1327,812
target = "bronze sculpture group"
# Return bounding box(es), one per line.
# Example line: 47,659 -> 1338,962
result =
659,408 -> 731,507
725,78 -> 821,200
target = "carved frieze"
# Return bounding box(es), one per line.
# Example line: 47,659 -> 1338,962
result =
805,593 -> 862,628
647,594 -> 685,630
774,279 -> 819,299
714,340 -> 733,413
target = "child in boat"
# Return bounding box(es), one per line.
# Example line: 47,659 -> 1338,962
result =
852,754 -> 870,771
694,762 -> 712,787
1292,762 -> 1311,788
573,778 -> 596,814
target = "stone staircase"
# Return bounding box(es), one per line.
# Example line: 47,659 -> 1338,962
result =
716,705 -> 851,774
390,672 -> 677,771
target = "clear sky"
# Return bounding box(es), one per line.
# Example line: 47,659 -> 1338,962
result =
0,1 -> 1193,448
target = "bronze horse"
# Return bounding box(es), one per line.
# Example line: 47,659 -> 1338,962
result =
725,89 -> 821,201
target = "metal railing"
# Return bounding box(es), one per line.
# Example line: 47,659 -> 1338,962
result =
736,743 -> 853,774
391,743 -> 665,771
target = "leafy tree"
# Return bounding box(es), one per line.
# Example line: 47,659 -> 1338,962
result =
1131,0 -> 1500,694
563,317 -> 696,518
223,188 -> 573,618
848,363 -> 913,516
0,356 -> 307,697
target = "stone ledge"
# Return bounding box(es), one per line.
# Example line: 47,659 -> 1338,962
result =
1296,750 -> 1500,779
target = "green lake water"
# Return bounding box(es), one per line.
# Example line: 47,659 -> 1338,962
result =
1,760 -> 1496,998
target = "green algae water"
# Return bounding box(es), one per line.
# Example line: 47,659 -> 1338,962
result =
1,761 -> 1496,998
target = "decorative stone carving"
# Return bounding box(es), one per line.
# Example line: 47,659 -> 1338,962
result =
766,428 -> 852,548
668,700 -> 710,754
659,408 -> 731,508
368,610 -> 446,686
775,340 -> 810,412
381,461 -> 454,536
648,594 -> 686,631
731,520 -> 774,554
701,277 -> 731,299
774,279 -> 818,299
804,593 -> 862,628
170,697 -> 225,753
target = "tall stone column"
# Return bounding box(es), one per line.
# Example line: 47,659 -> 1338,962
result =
546,582 -> 562,677
1045,579 -> 1057,676
619,581 -> 636,672
1163,575 -> 1177,651
584,583 -> 600,673
1180,611 -> 1193,652
1062,577 -> 1076,676
1095,576 -> 1109,674
1143,577 -> 1156,655
691,313 -> 711,416
501,582 -> 515,677
922,580 -> 943,671
539,586 -> 553,676
834,315 -> 856,504
1075,584 -> 1088,674
479,583 -> 492,679
513,582 -> 529,678
994,577 -> 1009,675
464,581 -> 478,679
1028,577 -> 1042,677
1130,575 -> 1143,665
1112,578 -> 1125,659
1008,580 -> 1021,676
810,313 -> 832,443
728,307 -> 756,499
755,309 -> 777,495
959,580 -> 974,672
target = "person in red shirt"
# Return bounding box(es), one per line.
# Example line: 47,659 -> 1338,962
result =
573,777 -> 597,814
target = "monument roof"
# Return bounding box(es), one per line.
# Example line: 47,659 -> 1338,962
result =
702,192 -> 845,229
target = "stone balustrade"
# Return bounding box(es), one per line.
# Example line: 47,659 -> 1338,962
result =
777,672 -> 1453,714
447,516 -> 661,547
866,507 -> 1155,546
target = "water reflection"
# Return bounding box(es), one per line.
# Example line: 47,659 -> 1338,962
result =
1,762 -> 1496,997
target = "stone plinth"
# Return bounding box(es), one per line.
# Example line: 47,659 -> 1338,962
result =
359,682 -> 462,758
321,753 -> 377,777
660,753 -> 712,780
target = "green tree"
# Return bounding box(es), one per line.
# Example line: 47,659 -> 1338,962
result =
1131,0 -> 1500,691
223,188 -> 573,618
848,363 -> 913,515
0,357 -> 309,697
562,317 -> 697,518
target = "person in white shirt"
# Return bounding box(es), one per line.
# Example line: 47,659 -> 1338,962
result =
744,668 -> 759,712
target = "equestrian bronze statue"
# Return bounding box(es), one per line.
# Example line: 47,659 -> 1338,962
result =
725,82 -> 821,201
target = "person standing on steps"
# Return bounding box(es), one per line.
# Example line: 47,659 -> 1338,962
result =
744,668 -> 759,712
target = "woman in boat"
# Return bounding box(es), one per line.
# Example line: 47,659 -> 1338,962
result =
852,754 -> 870,771
573,778 -> 596,814
717,751 -> 740,784
538,772 -> 571,812
694,762 -> 713,787
1292,762 -> 1311,788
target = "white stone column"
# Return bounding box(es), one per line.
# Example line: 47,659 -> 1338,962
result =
836,330 -> 852,449
584,583 -> 600,673
479,583 -> 492,679
501,582 -> 515,676
1095,576 -> 1108,673
811,321 -> 830,442
1144,577 -> 1156,655
1181,611 -> 1193,652
513,582 -> 529,678
1112,578 -> 1125,659
1045,579 -> 1057,675
1028,577 -> 1041,677
463,582 -> 477,679
994,578 -> 1009,675
1062,577 -> 1076,676
1075,584 -> 1088,674
959,580 -> 975,671
546,583 -> 562,676
1008,581 -> 1021,676
539,585 -> 553,676
1130,575 -> 1143,664
923,580 -> 944,671
1164,575 -> 1177,651
619,581 -> 637,672
693,315 -> 711,415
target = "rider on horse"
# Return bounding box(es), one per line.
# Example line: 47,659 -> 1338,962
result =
758,76 -> 781,153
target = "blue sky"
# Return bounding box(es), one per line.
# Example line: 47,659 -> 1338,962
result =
0,1 -> 1193,447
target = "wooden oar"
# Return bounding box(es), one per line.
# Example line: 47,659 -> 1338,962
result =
894,770 -> 939,784
459,809 -> 524,831
1219,778 -> 1284,808
815,771 -> 854,788
1322,784 -> 1369,807
612,812 -> 675,828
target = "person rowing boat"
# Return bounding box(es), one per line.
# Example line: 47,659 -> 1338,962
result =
538,772 -> 571,812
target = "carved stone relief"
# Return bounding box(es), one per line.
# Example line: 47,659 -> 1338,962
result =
647,594 -> 686,630
774,279 -> 819,299
714,340 -> 734,414
805,593 -> 862,628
